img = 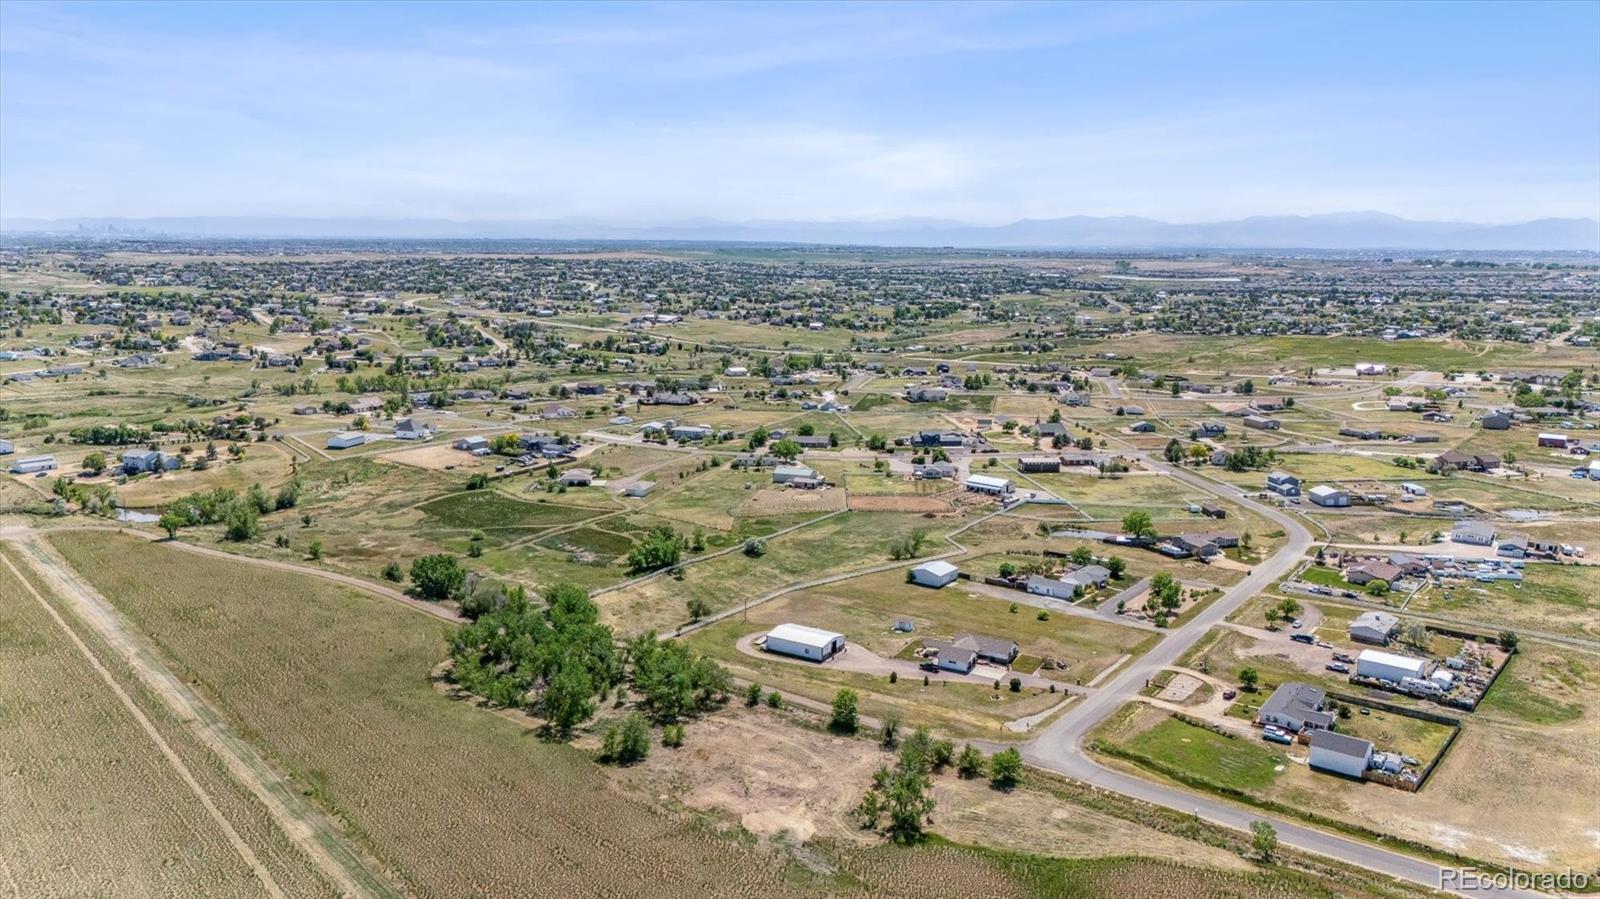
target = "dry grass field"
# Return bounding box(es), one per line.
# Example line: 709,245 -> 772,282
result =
0,546 -> 335,899
32,530 -> 1394,899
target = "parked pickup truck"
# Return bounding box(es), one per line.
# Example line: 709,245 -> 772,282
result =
1290,633 -> 1315,644
1332,652 -> 1354,664
1326,662 -> 1350,674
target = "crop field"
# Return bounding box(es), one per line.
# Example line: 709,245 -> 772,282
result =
44,531 -> 845,899
0,546 -> 334,899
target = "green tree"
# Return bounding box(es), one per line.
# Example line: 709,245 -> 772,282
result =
1122,510 -> 1156,539
157,510 -> 184,539
83,451 -> 107,474
602,712 -> 651,765
541,659 -> 597,734
989,747 -> 1023,790
1239,667 -> 1260,691
1106,555 -> 1126,579
956,744 -> 985,779
685,595 -> 711,621
745,682 -> 763,706
769,438 -> 802,461
830,687 -> 860,734
411,553 -> 466,600
222,502 -> 260,541
1251,820 -> 1277,862
627,526 -> 684,574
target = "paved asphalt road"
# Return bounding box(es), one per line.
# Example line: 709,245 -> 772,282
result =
1020,459 -> 1540,898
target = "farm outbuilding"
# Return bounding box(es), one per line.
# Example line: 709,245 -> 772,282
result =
9,455 -> 56,475
1349,611 -> 1398,645
1356,649 -> 1428,684
964,474 -> 1014,495
772,464 -> 819,485
909,560 -> 959,588
763,624 -> 846,662
1307,485 -> 1349,507
327,432 -> 368,449
1308,730 -> 1373,778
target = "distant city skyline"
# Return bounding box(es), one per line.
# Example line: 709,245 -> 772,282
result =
2,0 -> 1597,225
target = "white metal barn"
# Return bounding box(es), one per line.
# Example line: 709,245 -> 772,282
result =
909,560 -> 959,588
964,474 -> 1014,495
1307,485 -> 1350,507
1356,649 -> 1428,683
763,624 -> 846,662
327,432 -> 368,449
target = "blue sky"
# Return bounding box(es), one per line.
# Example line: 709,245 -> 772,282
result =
2,0 -> 1597,223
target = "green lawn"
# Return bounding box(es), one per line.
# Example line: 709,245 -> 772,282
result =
1119,715 -> 1286,792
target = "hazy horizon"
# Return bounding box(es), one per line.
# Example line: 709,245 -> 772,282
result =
2,1 -> 1598,226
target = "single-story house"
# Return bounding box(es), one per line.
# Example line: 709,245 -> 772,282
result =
1345,560 -> 1403,589
929,633 -> 1018,666
1309,730 -> 1373,778
764,624 -> 846,662
930,643 -> 978,674
1060,564 -> 1110,590
1025,574 -> 1076,599
1129,420 -> 1156,433
1451,520 -> 1496,546
558,469 -> 593,487
393,418 -> 435,440
1257,682 -> 1334,732
909,560 -> 959,588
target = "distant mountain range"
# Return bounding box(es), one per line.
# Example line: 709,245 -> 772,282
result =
3,211 -> 1596,252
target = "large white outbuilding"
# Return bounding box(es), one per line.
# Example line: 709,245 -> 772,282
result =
1356,649 -> 1428,683
909,559 -> 959,588
763,624 -> 846,662
964,474 -> 1014,495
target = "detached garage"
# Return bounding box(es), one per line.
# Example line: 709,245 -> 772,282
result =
763,624 -> 846,662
